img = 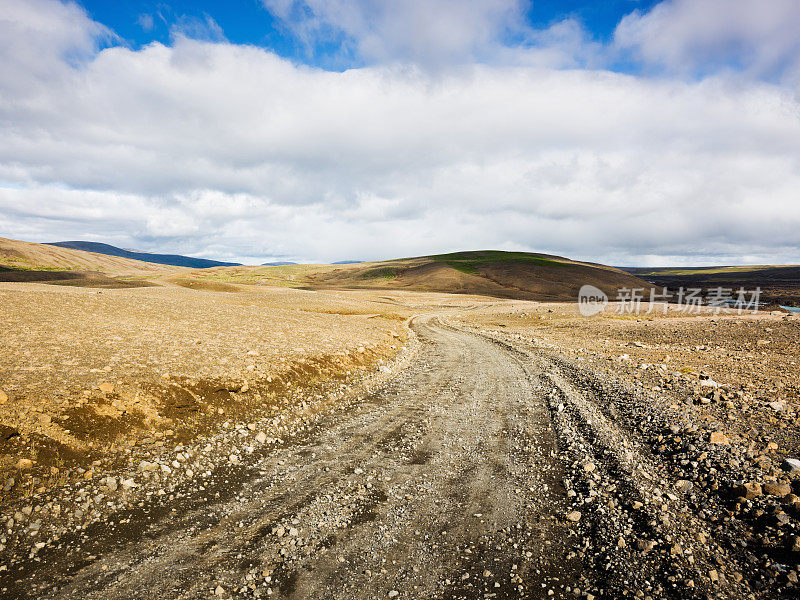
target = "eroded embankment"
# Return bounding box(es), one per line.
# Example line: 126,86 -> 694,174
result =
1,340 -> 404,503
0,320 -> 420,599
0,282 -> 413,505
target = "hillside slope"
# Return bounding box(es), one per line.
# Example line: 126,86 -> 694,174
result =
199,251 -> 655,301
49,241 -> 239,269
0,236 -> 184,276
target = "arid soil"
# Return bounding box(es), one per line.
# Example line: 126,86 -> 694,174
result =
2,283 -> 800,599
192,251 -> 656,301
0,237 -> 184,276
453,302 -> 800,597
0,283 -> 425,501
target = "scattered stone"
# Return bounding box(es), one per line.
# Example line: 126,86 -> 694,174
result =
709,431 -> 730,445
98,382 -> 115,393
763,482 -> 791,498
16,459 -> 33,471
733,482 -> 762,500
566,511 -> 582,522
637,539 -> 655,553
255,431 -> 268,444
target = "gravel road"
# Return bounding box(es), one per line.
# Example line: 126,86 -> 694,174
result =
4,315 -> 795,599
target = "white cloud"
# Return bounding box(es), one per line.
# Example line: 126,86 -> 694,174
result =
1,0 -> 799,265
0,0 -> 112,92
171,14 -> 227,43
137,13 -> 154,32
615,0 -> 800,83
262,0 -> 530,67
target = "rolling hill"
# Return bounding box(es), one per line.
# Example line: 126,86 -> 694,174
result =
49,241 -> 239,269
197,250 -> 656,301
0,238 -> 182,281
1,237 -> 656,300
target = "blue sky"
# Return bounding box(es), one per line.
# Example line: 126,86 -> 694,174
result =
80,1 -> 293,52
80,0 -> 661,69
1,0 -> 800,265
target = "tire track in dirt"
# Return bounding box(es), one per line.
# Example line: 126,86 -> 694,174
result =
10,315 -> 581,600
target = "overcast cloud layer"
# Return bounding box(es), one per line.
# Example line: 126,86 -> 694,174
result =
1,0 -> 799,265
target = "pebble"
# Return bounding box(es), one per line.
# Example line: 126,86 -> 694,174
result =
709,431 -> 730,445
733,482 -> 762,499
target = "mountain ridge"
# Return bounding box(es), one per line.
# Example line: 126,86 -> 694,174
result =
48,241 -> 239,269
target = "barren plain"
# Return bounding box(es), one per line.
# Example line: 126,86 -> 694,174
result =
1,246 -> 799,600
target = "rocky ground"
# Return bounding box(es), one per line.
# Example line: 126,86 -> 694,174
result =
0,283 -> 462,502
2,285 -> 799,599
454,302 -> 800,598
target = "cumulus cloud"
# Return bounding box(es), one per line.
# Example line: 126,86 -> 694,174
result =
1,0 -> 799,265
615,0 -> 800,83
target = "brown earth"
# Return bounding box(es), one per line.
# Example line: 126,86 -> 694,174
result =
3,303 -> 799,600
0,238 -> 656,302
453,301 -> 800,456
0,237 -> 185,276
195,250 -> 656,301
1,238 -> 799,599
0,282 -> 447,501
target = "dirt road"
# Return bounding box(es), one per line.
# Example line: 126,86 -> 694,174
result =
3,315 -> 794,599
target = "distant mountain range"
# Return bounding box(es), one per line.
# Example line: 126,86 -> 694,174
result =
48,241 -> 240,269
262,261 -> 298,266
332,260 -> 364,264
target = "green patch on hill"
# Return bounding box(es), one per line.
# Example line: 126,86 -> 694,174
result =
430,250 -> 573,274
360,267 -> 399,280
